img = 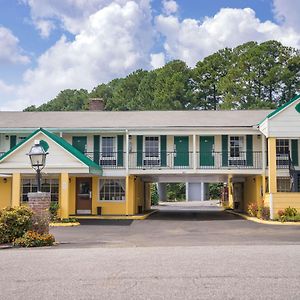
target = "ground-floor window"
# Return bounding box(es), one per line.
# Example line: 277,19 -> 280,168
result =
99,178 -> 126,201
277,177 -> 291,192
21,178 -> 59,202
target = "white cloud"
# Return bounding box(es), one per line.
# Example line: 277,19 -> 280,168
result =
4,0 -> 154,110
162,0 -> 178,15
23,0 -> 151,37
156,8 -> 300,66
0,80 -> 14,94
0,26 -> 30,65
273,0 -> 300,31
150,52 -> 165,69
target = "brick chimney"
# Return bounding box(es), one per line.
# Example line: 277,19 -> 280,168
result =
89,98 -> 105,111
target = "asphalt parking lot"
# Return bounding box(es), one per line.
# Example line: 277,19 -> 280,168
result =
1,203 -> 300,300
50,203 -> 300,248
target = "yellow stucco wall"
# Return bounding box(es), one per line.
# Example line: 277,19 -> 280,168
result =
68,176 -> 76,216
267,193 -> 300,217
11,173 -> 21,207
0,177 -> 12,209
268,138 -> 277,193
228,176 -> 233,208
243,175 -> 263,212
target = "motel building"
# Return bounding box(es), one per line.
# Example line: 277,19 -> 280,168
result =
0,95 -> 300,220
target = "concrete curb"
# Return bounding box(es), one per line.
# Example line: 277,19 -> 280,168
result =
50,222 -> 80,227
72,209 -> 158,220
226,210 -> 300,226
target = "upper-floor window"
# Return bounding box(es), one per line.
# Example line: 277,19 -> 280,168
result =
276,139 -> 289,156
229,136 -> 244,158
144,136 -> 159,158
101,137 -> 116,157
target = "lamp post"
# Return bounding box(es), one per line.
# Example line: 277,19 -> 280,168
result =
27,140 -> 48,192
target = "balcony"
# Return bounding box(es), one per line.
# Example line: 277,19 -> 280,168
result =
86,151 -> 263,170
85,152 -> 125,169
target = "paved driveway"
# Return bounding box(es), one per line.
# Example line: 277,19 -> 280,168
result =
51,202 -> 300,248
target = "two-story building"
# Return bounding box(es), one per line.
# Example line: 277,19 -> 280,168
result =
0,95 -> 300,219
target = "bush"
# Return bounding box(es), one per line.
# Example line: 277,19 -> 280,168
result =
49,202 -> 59,222
13,231 -> 55,247
151,184 -> 159,206
0,206 -> 33,244
259,207 -> 270,220
248,203 -> 258,217
278,207 -> 299,222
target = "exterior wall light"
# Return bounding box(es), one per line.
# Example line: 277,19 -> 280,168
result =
27,140 -> 48,192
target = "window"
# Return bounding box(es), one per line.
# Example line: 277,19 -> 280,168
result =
276,139 -> 289,156
144,136 -> 159,158
229,136 -> 244,158
21,178 -> 59,202
277,177 -> 291,192
101,137 -> 115,157
99,179 -> 125,201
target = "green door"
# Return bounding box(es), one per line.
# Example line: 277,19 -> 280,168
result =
72,136 -> 87,153
174,136 -> 189,167
10,135 -> 17,149
200,136 -> 214,167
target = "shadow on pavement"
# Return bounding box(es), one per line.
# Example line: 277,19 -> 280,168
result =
78,219 -> 134,226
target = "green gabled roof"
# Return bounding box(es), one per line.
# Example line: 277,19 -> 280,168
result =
0,128 -> 102,175
259,94 -> 300,125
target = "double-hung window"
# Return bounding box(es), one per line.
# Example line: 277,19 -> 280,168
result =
100,137 -> 116,166
229,136 -> 244,158
99,179 -> 126,201
229,136 -> 245,166
144,136 -> 160,166
276,139 -> 289,167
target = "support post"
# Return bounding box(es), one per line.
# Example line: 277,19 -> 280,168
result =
12,173 -> 21,207
60,173 -> 69,219
267,138 -> 277,194
125,175 -> 135,215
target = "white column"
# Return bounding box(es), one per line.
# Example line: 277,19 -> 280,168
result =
193,134 -> 197,170
186,182 -> 189,202
200,182 -> 205,201
126,130 -> 129,174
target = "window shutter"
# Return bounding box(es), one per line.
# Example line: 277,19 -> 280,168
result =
93,135 -> 100,164
160,135 -> 167,167
137,135 -> 143,166
291,139 -> 299,166
222,135 -> 228,166
117,135 -> 124,166
246,135 -> 253,166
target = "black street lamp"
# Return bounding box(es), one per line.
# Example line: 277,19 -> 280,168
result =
27,141 -> 48,192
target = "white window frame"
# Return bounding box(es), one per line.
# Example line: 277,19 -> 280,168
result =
229,136 -> 246,159
98,178 -> 126,202
143,136 -> 160,160
277,177 -> 291,192
100,136 -> 117,160
276,139 -> 290,167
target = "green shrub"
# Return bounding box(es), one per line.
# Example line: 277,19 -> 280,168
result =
151,184 -> 159,206
248,203 -> 258,217
277,207 -> 299,222
0,206 -> 33,244
284,207 -> 297,217
13,231 -> 55,247
59,218 -> 78,223
49,202 -> 59,222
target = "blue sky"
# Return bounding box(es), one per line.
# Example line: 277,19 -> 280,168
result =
0,0 -> 299,110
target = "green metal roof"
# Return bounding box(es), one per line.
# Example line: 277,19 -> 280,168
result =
0,128 -> 102,175
259,94 -> 300,125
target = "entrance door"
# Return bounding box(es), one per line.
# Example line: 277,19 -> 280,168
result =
72,136 -> 87,153
200,136 -> 214,167
233,183 -> 243,211
76,178 -> 92,215
174,136 -> 189,167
